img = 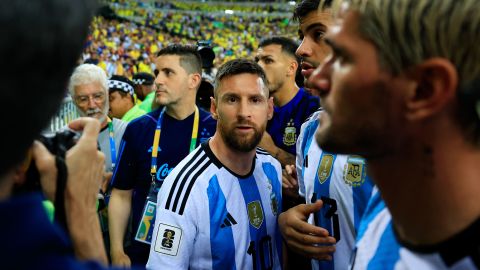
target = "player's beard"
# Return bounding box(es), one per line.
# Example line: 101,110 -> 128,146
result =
219,119 -> 264,153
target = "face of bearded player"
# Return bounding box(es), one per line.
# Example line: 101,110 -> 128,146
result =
212,73 -> 273,153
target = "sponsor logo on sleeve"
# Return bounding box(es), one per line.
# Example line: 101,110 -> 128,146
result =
317,154 -> 334,184
154,223 -> 182,256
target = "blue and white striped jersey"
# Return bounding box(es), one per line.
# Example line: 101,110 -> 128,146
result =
297,110 -> 374,270
147,141 -> 283,270
351,189 -> 480,270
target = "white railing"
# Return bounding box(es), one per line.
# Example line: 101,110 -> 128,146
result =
48,96 -> 80,133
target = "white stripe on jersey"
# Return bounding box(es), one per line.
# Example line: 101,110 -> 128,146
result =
352,191 -> 480,270
297,110 -> 373,270
147,142 -> 283,270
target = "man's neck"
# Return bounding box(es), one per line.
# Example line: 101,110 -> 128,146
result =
369,128 -> 480,246
272,82 -> 299,107
208,134 -> 256,176
165,101 -> 196,120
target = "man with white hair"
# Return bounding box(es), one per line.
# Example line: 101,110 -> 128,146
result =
69,64 -> 128,183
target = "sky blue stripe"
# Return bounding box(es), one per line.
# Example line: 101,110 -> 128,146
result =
357,191 -> 385,240
367,222 -> 401,270
262,162 -> 282,266
238,175 -> 270,270
353,175 -> 374,232
313,151 -> 337,270
301,119 -> 319,166
207,175 -> 236,270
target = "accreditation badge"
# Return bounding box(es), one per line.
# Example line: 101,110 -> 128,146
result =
135,180 -> 161,244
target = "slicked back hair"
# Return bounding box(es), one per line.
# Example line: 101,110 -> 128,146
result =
341,0 -> 480,145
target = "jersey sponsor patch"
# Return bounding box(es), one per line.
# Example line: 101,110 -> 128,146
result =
247,201 -> 264,229
343,156 -> 367,187
154,223 -> 182,256
317,154 -> 334,184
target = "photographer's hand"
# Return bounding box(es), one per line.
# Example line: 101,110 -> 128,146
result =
66,117 -> 108,265
31,141 -> 57,202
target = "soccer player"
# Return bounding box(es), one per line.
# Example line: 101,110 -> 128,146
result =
255,36 -> 319,166
279,1 -> 373,270
146,59 -> 282,269
309,0 -> 480,268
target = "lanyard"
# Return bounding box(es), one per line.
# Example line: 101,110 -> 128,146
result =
107,117 -> 117,170
150,106 -> 200,180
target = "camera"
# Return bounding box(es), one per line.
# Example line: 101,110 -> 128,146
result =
15,129 -> 80,194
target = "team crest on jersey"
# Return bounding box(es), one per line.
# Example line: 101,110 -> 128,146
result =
317,154 -> 334,184
247,201 -> 264,229
283,119 -> 297,146
343,156 -> 367,187
266,180 -> 278,216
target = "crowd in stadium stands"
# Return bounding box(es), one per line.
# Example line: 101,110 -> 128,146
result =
112,0 -> 294,14
82,0 -> 297,78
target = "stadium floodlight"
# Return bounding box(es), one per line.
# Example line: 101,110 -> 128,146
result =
225,9 -> 234,14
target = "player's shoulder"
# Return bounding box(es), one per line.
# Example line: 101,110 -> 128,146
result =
304,108 -> 322,125
161,143 -> 218,215
255,147 -> 282,169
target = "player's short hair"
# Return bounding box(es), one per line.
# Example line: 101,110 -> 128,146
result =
214,59 -> 268,99
157,44 -> 202,75
293,0 -> 333,22
258,36 -> 300,63
343,0 -> 480,145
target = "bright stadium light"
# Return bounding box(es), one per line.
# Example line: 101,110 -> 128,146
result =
225,9 -> 234,14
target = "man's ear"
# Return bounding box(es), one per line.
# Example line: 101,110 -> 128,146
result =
189,73 -> 202,90
210,97 -> 218,120
287,59 -> 299,77
267,96 -> 274,120
405,58 -> 458,121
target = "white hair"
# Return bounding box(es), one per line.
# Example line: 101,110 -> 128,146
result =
68,63 -> 108,97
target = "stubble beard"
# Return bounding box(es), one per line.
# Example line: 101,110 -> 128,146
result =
219,120 -> 265,153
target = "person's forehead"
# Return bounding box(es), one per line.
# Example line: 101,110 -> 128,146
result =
299,9 -> 333,31
219,74 -> 267,96
257,44 -> 283,56
74,81 -> 104,95
109,90 -> 121,97
155,54 -> 181,68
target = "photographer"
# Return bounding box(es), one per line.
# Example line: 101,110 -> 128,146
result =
0,0 -> 116,268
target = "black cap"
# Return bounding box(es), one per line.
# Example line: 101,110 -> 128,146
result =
132,72 -> 155,86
